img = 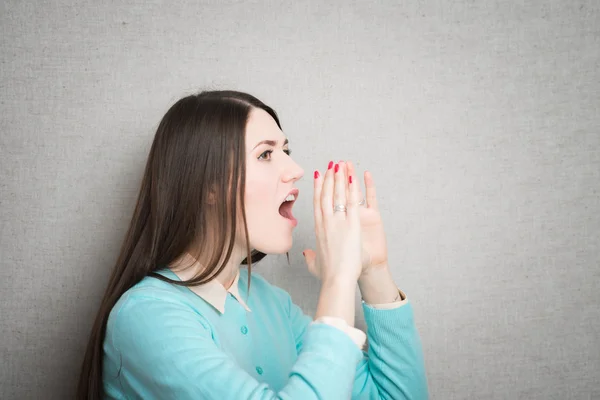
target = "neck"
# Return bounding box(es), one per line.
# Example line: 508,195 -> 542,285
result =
169,246 -> 246,290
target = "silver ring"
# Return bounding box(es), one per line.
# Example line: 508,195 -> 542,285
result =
358,198 -> 366,206
333,204 -> 347,213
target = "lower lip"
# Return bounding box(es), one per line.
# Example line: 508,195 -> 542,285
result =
281,217 -> 298,227
281,214 -> 298,227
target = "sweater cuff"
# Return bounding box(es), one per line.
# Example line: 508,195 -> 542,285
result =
312,317 -> 367,350
362,300 -> 415,342
363,288 -> 408,310
304,321 -> 364,364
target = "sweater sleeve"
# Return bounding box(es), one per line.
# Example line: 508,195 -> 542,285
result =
277,288 -> 429,400
312,289 -> 410,349
352,302 -> 429,399
106,293 -> 364,399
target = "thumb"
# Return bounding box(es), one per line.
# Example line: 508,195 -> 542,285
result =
302,249 -> 318,277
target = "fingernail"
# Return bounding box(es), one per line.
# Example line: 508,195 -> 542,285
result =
314,170 -> 320,179
328,161 -> 333,170
349,176 -> 353,184
302,251 -> 305,257
334,164 -> 339,173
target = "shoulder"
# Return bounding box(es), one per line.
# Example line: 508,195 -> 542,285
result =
113,273 -> 191,310
106,274 -> 212,341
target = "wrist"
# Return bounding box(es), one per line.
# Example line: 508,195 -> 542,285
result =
315,277 -> 357,325
357,264 -> 400,304
322,274 -> 357,290
358,261 -> 390,283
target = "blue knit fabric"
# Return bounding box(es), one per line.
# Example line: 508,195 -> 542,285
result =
102,268 -> 428,399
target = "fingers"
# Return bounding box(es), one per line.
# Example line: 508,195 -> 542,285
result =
313,169 -> 323,232
364,170 -> 378,209
346,161 -> 365,207
318,160 -> 370,222
345,160 -> 353,201
321,161 -> 335,217
346,162 -> 360,224
302,249 -> 318,277
333,162 -> 347,218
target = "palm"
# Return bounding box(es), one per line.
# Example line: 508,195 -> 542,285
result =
359,203 -> 388,272
348,163 -> 389,274
304,162 -> 389,281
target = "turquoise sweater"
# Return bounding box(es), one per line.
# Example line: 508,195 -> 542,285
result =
102,268 -> 429,399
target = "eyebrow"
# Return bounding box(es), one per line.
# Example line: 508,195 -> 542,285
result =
252,138 -> 289,150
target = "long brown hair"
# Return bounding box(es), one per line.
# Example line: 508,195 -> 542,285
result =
76,90 -> 288,399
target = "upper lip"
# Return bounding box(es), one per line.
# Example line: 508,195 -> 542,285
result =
281,188 -> 299,204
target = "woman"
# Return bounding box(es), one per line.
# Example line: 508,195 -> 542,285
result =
77,90 -> 429,399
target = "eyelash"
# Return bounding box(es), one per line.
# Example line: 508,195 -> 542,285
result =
258,149 -> 292,160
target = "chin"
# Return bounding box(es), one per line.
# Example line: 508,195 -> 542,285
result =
254,238 -> 293,255
248,221 -> 295,254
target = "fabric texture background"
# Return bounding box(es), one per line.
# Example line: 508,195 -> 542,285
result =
1,0 -> 599,399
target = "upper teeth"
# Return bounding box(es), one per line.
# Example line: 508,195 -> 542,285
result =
285,194 -> 296,202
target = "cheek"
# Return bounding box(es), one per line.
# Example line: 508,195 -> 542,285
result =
244,177 -> 274,217
245,178 -> 266,200
239,173 -> 293,253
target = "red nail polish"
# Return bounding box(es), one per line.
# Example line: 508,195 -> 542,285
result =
334,164 -> 339,173
328,161 -> 333,170
349,176 -> 353,184
314,170 -> 319,179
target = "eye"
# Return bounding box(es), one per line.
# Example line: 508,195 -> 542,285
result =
258,150 -> 273,160
258,149 -> 292,160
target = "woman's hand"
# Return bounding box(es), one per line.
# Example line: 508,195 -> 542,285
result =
303,161 -> 388,279
302,161 -> 362,285
347,161 -> 389,275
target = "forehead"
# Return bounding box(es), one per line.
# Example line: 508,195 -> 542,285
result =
245,108 -> 287,147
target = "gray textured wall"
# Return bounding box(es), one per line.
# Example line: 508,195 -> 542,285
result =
1,1 -> 599,399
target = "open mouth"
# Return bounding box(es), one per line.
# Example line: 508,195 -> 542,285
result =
279,200 -> 295,220
278,190 -> 298,223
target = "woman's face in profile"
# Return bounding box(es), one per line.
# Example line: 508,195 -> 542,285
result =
240,108 -> 304,254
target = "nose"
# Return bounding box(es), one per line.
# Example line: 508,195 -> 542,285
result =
282,158 -> 304,183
